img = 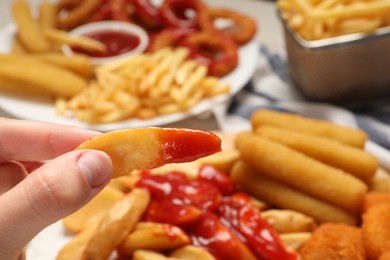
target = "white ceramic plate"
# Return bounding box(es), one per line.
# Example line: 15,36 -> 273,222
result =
0,23 -> 258,131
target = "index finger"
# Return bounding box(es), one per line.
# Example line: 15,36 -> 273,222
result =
0,117 -> 99,162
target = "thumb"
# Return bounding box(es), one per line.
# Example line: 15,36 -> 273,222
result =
0,149 -> 112,259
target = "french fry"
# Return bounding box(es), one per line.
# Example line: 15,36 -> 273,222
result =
10,36 -> 27,55
0,55 -> 87,98
197,150 -> 240,174
57,188 -> 150,260
56,0 -> 102,30
255,125 -> 378,182
279,232 -> 312,251
170,245 -> 216,260
118,222 -> 191,255
235,132 -> 367,212
38,1 -> 57,30
44,28 -> 106,53
132,250 -> 173,260
251,109 -> 367,148
231,160 -> 358,224
12,0 -> 50,52
62,186 -> 124,233
261,209 -> 317,234
76,128 -> 221,178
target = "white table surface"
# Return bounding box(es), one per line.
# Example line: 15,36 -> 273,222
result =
0,0 -> 284,131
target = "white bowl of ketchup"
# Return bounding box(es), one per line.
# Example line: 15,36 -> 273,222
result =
63,21 -> 149,65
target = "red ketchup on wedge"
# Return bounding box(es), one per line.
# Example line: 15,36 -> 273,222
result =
136,166 -> 297,260
72,30 -> 141,58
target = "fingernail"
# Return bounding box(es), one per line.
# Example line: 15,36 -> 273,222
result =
77,150 -> 112,188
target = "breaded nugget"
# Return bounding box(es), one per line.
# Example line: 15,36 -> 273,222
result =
379,251 -> 390,260
362,204 -> 390,260
362,192 -> 390,213
300,223 -> 365,260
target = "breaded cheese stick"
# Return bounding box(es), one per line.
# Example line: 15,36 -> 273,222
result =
0,55 -> 86,98
362,204 -> 390,260
255,125 -> 378,182
251,109 -> 367,148
12,0 -> 50,53
235,132 -> 367,212
231,161 -> 358,224
31,53 -> 93,79
300,223 -> 366,260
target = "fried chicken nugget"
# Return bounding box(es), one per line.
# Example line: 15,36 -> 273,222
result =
379,251 -> 390,260
300,223 -> 365,260
362,192 -> 390,213
362,204 -> 390,260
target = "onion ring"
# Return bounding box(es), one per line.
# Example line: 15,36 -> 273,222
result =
132,0 -> 164,31
147,27 -> 196,52
179,31 -> 239,77
202,8 -> 257,46
159,0 -> 210,29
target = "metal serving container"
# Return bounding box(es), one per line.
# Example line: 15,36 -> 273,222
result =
280,14 -> 390,104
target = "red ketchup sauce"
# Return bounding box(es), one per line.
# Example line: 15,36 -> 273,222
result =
156,129 -> 222,164
72,30 -> 141,58
135,166 -> 297,260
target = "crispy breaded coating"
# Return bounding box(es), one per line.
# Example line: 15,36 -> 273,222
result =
362,204 -> 390,260
362,192 -> 390,213
300,223 -> 365,260
379,251 -> 390,260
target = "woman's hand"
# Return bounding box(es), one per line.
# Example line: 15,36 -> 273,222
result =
0,117 -> 113,259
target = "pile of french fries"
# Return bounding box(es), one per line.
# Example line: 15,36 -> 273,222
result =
56,47 -> 230,124
277,0 -> 390,40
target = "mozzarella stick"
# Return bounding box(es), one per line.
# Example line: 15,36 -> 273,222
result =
12,0 -> 50,53
231,161 -> 358,224
0,56 -> 86,98
251,109 -> 367,148
235,132 -> 367,212
255,126 -> 378,182
31,53 -> 93,79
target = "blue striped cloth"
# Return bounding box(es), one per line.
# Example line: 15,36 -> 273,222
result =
222,45 -> 390,168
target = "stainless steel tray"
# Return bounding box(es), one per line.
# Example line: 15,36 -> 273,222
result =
280,13 -> 390,104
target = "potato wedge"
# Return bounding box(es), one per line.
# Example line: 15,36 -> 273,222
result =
77,128 -> 221,178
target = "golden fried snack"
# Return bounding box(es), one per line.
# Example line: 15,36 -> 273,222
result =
251,109 -> 367,148
279,232 -> 312,251
0,55 -> 86,98
10,36 -> 26,54
132,250 -> 172,260
170,245 -> 216,260
231,161 -> 358,224
362,192 -> 390,213
300,223 -> 366,260
77,128 -> 221,178
235,132 -> 367,212
44,28 -> 106,53
57,188 -> 150,260
38,1 -> 57,29
369,175 -> 390,193
197,150 -> 240,174
12,0 -> 50,53
57,0 -> 102,30
260,209 -> 317,234
362,204 -> 390,260
255,125 -> 378,182
31,53 -> 93,79
63,186 -> 124,233
118,222 -> 191,255
379,251 -> 390,260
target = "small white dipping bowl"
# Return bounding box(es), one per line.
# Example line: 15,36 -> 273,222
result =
62,21 -> 149,65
